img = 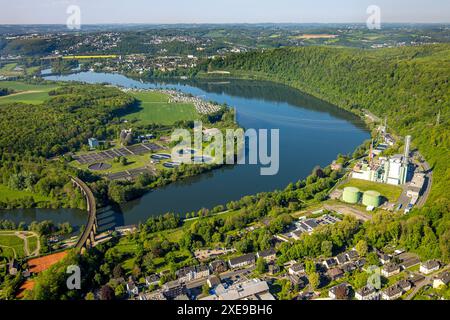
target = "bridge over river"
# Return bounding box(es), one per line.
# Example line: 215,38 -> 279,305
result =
71,177 -> 98,251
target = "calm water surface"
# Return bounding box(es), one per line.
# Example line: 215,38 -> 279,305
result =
0,73 -> 370,229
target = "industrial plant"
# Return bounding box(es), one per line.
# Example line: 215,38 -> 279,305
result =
351,135 -> 412,186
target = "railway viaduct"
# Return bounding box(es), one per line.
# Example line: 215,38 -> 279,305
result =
71,177 -> 98,251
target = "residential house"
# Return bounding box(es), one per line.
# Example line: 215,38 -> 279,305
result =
288,263 -> 305,276
420,260 -> 440,275
207,275 -> 221,288
355,286 -> 380,300
162,280 -> 186,300
379,253 -> 391,265
145,274 -> 160,287
228,253 -> 256,269
336,254 -> 348,265
381,285 -> 403,300
176,266 -> 196,283
400,256 -> 421,269
345,250 -> 359,261
195,265 -> 211,280
323,258 -> 337,269
8,259 -> 19,276
433,271 -> 450,289
289,274 -> 306,290
409,273 -> 425,285
257,248 -> 277,262
355,258 -> 366,269
329,283 -> 351,300
268,263 -> 280,275
209,260 -> 228,274
381,263 -> 401,277
139,291 -> 167,300
126,281 -> 139,296
341,262 -> 357,274
397,280 -> 412,292
327,268 -> 344,281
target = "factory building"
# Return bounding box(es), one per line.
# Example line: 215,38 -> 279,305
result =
383,155 -> 408,185
88,138 -> 99,149
351,136 -> 412,186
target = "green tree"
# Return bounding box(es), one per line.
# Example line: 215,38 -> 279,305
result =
256,257 -> 267,274
308,272 -> 320,290
321,240 -> 333,257
355,240 -> 368,257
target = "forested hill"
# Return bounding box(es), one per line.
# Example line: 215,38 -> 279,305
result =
203,44 -> 450,204
0,85 -> 135,158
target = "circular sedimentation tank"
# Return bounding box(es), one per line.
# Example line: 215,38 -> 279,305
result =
342,187 -> 361,204
362,190 -> 382,207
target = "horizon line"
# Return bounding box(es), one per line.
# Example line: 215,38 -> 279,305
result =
1,22 -> 450,26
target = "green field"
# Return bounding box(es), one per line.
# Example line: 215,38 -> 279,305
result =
124,91 -> 199,125
0,231 -> 40,259
27,235 -> 38,254
0,232 -> 25,259
0,184 -> 52,204
339,179 -> 403,202
0,81 -> 59,105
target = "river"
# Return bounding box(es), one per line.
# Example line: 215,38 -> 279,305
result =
0,72 -> 370,230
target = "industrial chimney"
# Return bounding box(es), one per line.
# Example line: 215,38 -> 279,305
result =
404,135 -> 411,164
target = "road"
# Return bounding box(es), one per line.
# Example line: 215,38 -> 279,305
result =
412,150 -> 432,209
406,265 -> 449,300
323,204 -> 372,221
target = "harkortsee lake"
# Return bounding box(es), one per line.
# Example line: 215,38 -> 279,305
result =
0,72 -> 370,229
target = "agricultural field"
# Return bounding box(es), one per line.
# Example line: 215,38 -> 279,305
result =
0,231 -> 40,259
0,81 -> 59,105
124,91 -> 199,125
338,179 -> 403,202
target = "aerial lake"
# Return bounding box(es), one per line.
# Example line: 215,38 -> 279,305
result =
0,72 -> 370,229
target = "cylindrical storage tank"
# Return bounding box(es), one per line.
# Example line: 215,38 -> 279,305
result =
362,190 -> 381,207
342,187 -> 360,204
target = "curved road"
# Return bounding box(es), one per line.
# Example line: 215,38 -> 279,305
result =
72,177 -> 97,250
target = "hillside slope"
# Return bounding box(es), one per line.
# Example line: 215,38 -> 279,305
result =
204,44 -> 450,204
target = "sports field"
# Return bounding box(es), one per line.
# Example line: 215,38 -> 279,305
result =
124,91 -> 199,125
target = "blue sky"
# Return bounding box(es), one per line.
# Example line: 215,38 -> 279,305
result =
2,0 -> 449,24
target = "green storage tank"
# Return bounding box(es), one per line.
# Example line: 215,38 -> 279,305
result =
342,187 -> 360,204
362,190 -> 382,207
